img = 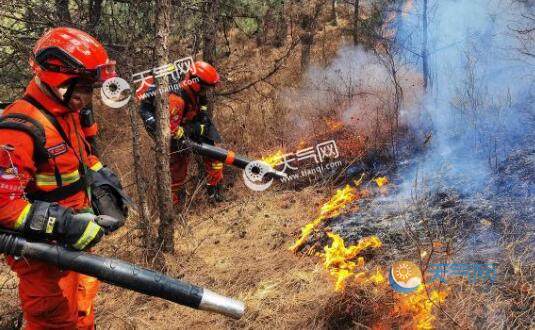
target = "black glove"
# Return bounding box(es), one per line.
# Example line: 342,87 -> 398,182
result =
139,101 -> 157,139
184,121 -> 208,140
92,185 -> 128,225
20,202 -> 105,250
195,109 -> 222,143
94,214 -> 124,233
144,116 -> 156,137
66,213 -> 123,234
197,106 -> 211,124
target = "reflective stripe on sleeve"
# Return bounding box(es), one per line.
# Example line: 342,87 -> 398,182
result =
211,162 -> 224,170
90,161 -> 103,172
36,169 -> 80,187
14,203 -> 32,230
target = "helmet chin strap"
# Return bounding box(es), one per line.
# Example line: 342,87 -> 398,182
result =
56,78 -> 78,106
35,78 -> 75,111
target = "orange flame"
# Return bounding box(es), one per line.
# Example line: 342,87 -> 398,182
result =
393,286 -> 448,329
290,168 -> 446,328
262,150 -> 284,167
289,185 -> 359,252
374,176 -> 389,187
290,175 -> 386,253
323,117 -> 344,131
320,233 -> 383,291
354,267 -> 386,286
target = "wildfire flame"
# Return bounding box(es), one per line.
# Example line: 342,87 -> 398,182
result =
320,233 -> 382,291
262,150 -> 284,167
290,175 -> 384,253
392,286 -> 448,329
323,117 -> 344,131
355,267 -> 386,286
289,184 -> 359,252
374,176 -> 389,187
290,169 -> 447,328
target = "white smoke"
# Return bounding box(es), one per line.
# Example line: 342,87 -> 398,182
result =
396,0 -> 534,195
281,46 -> 422,144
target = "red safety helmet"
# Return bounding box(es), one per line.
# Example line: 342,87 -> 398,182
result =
185,61 -> 220,92
30,27 -> 116,88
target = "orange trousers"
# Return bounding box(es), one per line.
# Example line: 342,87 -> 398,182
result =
170,151 -> 223,204
7,256 -> 99,330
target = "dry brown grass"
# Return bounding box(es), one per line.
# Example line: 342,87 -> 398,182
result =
92,186 -> 341,329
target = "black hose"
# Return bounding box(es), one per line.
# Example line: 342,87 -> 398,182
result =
0,231 -> 244,318
184,139 -> 287,179
185,139 -> 251,169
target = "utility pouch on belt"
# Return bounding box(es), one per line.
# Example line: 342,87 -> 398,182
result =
88,167 -> 131,222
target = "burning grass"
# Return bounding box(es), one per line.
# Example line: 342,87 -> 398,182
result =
289,183 -> 363,253
320,232 -> 382,292
288,175 -> 455,329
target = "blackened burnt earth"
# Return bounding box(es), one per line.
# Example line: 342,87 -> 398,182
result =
324,146 -> 534,328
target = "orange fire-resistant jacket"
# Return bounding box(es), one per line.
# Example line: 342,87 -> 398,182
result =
0,79 -> 102,228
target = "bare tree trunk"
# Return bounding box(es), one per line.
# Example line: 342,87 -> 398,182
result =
300,12 -> 313,69
87,0 -> 103,34
330,0 -> 337,26
55,0 -> 72,26
422,0 -> 430,90
202,0 -> 219,64
127,102 -> 153,252
202,0 -> 220,116
121,3 -> 156,258
256,10 -> 268,47
353,0 -> 359,45
273,1 -> 287,47
154,0 -> 175,254
383,47 -> 403,160
300,1 -> 324,70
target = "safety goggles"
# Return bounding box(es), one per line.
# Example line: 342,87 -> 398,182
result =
34,47 -> 116,83
198,79 -> 217,89
40,61 -> 117,83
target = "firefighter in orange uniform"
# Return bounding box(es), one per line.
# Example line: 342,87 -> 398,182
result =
0,27 -> 125,329
138,61 -> 225,204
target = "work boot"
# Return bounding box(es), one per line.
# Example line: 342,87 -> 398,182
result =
206,184 -> 224,203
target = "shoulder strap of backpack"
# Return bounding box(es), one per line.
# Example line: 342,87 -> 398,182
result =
0,112 -> 49,165
22,96 -> 73,148
0,99 -> 89,202
22,95 -> 93,157
20,95 -> 89,191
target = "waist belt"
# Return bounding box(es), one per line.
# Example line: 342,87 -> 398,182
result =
26,178 -> 86,202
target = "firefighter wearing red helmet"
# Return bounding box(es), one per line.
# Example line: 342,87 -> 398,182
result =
0,27 -> 126,329
138,61 -> 225,204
